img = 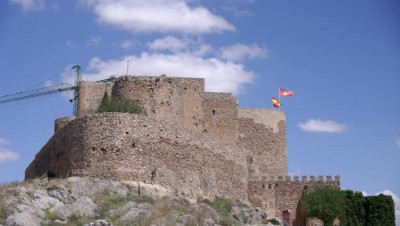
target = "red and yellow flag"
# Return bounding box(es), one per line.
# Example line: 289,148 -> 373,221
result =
272,97 -> 281,108
279,88 -> 294,97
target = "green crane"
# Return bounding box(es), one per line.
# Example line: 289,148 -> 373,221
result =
0,65 -> 82,116
71,65 -> 81,115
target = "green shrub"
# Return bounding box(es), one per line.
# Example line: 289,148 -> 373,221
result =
44,210 -> 59,221
0,201 -> 12,225
364,194 -> 395,226
97,195 -> 131,217
96,92 -> 146,115
95,193 -> 154,221
266,218 -> 281,225
67,214 -> 93,226
341,190 -> 365,226
301,187 -> 396,226
97,194 -> 155,226
208,197 -> 233,217
132,195 -> 154,204
300,186 -> 345,226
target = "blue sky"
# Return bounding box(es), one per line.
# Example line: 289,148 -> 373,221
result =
1,0 -> 399,222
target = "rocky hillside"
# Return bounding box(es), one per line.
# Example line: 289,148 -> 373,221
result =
0,177 -> 281,226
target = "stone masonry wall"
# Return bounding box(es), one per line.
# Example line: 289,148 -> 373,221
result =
248,176 -> 340,225
238,108 -> 287,178
54,116 -> 76,132
26,113 -> 248,202
111,76 -> 205,129
110,76 -> 239,146
202,93 -> 239,146
77,80 -> 115,117
76,77 -> 288,154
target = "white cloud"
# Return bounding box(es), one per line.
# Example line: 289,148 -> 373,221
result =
120,40 -> 140,50
10,0 -> 44,11
396,138 -> 400,150
10,0 -> 58,12
297,119 -> 347,133
65,40 -> 78,48
147,36 -> 189,52
221,4 -> 254,17
0,138 -> 19,163
62,52 -> 255,94
80,0 -> 235,34
0,138 -> 10,146
44,80 -> 54,87
219,43 -> 267,62
147,36 -> 213,57
0,149 -> 20,163
86,36 -> 103,46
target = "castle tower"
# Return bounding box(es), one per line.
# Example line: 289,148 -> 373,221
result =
238,108 -> 287,178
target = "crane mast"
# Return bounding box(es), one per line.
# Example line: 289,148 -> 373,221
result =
71,65 -> 81,116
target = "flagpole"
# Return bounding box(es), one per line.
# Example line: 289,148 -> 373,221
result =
278,87 -> 281,110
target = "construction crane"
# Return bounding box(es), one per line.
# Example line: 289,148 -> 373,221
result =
0,65 -> 82,115
71,65 -> 81,115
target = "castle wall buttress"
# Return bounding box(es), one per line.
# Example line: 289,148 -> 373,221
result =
238,108 -> 287,177
182,78 -> 206,134
202,93 -> 239,147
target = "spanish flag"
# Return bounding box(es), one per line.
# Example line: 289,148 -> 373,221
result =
272,97 -> 281,108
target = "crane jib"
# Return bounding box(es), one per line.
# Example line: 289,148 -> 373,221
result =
0,84 -> 76,104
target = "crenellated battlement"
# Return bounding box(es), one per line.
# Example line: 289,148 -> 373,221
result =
262,175 -> 340,186
248,174 -> 341,222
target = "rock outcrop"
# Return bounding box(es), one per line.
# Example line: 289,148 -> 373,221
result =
0,177 -> 277,226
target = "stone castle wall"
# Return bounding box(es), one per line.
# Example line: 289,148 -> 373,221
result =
27,75 -> 339,225
238,108 -> 287,178
26,113 -> 248,201
111,76 -> 198,127
77,80 -> 115,117
54,116 -> 76,132
202,92 -> 239,146
248,175 -> 340,225
76,76 -> 285,151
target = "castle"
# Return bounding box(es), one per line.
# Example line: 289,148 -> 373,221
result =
25,75 -> 340,225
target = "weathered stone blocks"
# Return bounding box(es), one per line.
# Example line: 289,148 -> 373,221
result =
26,113 -> 248,201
